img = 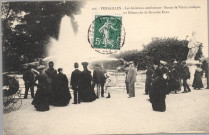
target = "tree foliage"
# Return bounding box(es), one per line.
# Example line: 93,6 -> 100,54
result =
145,37 -> 189,62
113,37 -> 189,70
2,1 -> 84,71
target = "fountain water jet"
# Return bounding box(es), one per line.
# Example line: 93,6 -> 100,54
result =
45,15 -> 118,75
45,15 -> 89,74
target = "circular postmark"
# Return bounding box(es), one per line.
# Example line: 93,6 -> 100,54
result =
88,15 -> 125,54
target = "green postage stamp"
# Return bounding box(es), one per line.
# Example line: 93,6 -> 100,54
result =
88,15 -> 125,54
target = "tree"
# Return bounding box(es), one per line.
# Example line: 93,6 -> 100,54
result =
112,37 -> 189,70
144,37 -> 189,62
1,1 -> 85,72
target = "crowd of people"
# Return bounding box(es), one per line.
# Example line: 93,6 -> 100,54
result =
31,62 -> 71,111
21,60 -> 139,111
21,61 -> 115,111
3,58 -> 208,112
144,59 -> 208,112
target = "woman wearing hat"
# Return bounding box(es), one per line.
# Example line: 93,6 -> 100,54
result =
51,68 -> 71,106
150,68 -> 167,112
32,66 -> 50,111
79,62 -> 97,102
192,64 -> 204,89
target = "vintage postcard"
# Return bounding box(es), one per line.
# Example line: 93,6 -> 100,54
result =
1,0 -> 209,134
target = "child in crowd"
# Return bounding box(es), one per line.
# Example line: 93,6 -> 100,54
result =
105,73 -> 112,98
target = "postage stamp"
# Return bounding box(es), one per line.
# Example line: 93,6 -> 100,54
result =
88,15 -> 125,54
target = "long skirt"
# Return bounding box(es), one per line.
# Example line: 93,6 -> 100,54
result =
32,89 -> 49,111
52,89 -> 71,106
80,86 -> 97,102
192,76 -> 204,89
168,78 -> 180,93
151,99 -> 166,112
129,82 -> 135,97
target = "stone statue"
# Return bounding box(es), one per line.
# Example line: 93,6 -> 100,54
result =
187,31 -> 202,60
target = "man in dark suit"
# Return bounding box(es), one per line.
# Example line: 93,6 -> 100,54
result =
92,64 -> 103,98
45,61 -> 57,83
23,66 -> 35,99
71,63 -> 82,104
100,65 -> 107,97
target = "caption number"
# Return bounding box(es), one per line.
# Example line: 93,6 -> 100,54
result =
95,38 -> 101,45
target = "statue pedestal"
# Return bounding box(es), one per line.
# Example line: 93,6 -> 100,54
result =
186,59 -> 199,85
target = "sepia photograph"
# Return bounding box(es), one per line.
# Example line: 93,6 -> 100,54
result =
1,0 -> 209,134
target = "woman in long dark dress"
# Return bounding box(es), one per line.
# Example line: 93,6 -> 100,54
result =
150,68 -> 167,112
192,64 -> 204,89
51,68 -> 71,106
145,65 -> 154,95
167,65 -> 180,93
79,62 -> 97,102
32,66 -> 50,111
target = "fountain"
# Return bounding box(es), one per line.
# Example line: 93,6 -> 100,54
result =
44,15 -> 119,75
45,16 -> 81,74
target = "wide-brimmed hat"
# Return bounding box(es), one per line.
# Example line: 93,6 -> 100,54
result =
82,62 -> 88,66
37,65 -> 45,70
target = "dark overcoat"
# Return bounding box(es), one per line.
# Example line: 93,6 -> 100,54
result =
79,70 -> 96,102
32,74 -> 50,111
192,68 -> 204,89
150,77 -> 167,112
51,73 -> 71,106
93,67 -> 103,83
45,68 -> 57,83
23,70 -> 35,86
70,69 -> 82,89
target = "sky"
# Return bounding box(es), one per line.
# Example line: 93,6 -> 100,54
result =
72,0 -> 208,57
48,0 -> 208,73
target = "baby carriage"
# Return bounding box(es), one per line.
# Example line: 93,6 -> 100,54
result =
3,75 -> 22,113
